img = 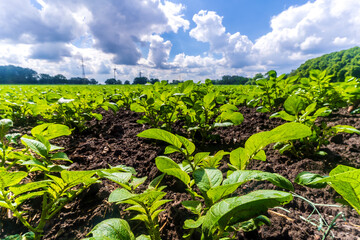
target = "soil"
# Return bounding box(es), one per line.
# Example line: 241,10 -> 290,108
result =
1,107 -> 360,240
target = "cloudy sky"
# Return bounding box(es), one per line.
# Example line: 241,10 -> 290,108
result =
0,0 -> 359,83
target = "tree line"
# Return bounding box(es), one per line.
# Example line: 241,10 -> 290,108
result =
0,65 -> 98,85
290,46 -> 360,81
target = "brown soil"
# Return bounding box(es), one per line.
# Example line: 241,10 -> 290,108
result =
1,107 -> 360,240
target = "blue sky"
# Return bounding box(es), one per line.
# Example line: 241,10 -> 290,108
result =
0,0 -> 358,83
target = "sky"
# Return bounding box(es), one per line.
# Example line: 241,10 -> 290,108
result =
0,0 -> 359,83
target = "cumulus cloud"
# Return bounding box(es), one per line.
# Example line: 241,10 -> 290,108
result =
144,35 -> 172,68
253,0 -> 360,69
1,0 -> 360,82
30,43 -> 72,61
189,10 -> 254,68
0,0 -> 189,66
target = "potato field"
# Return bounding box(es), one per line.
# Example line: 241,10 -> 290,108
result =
0,70 -> 360,240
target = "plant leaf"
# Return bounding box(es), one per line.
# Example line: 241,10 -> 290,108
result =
88,218 -> 135,240
137,129 -> 182,148
155,156 -> 190,185
223,170 -> 294,191
202,190 -> 292,239
194,168 -> 223,192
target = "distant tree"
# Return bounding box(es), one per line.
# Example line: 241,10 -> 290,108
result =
350,66 -> 360,78
105,78 -> 117,85
149,78 -> 159,84
133,76 -> 148,84
124,80 -> 130,85
39,74 -> 53,84
90,78 -> 98,85
53,74 -> 67,84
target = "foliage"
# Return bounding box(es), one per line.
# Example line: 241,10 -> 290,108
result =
270,95 -> 360,155
295,165 -> 360,215
291,46 -> 360,81
253,70 -> 298,112
0,121 -> 130,240
138,127 -> 297,239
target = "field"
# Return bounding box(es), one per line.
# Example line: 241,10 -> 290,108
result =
0,70 -> 360,240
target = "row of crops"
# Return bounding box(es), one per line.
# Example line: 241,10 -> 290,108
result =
0,69 -> 360,240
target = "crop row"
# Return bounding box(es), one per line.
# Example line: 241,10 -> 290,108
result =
0,69 -> 359,239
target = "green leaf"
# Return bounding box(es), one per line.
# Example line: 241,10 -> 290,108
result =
253,150 -> 266,161
229,147 -> 246,170
136,235 -> 151,240
100,172 -> 133,188
269,111 -> 296,122
0,119 -> 13,138
244,123 -> 311,162
176,135 -> 195,155
155,156 -> 190,185
31,123 -> 71,140
294,172 -> 328,188
223,170 -> 294,191
21,137 -> 48,157
203,93 -> 215,108
194,168 -> 222,192
15,191 -> 47,205
219,112 -> 244,125
150,199 -> 172,214
182,200 -> 202,215
108,188 -> 134,203
51,152 -> 72,162
213,122 -> 233,128
60,170 -> 96,186
238,215 -> 271,232
284,95 -> 305,116
331,125 -> 360,135
21,160 -> 49,172
206,183 -> 242,204
88,218 -> 135,240
313,165 -> 360,214
184,216 -> 205,229
137,129 -> 182,148
164,145 -> 181,154
194,152 -> 210,166
202,190 -> 292,239
148,174 -> 165,190
9,181 -> 50,195
130,103 -> 146,113
130,176 -> 147,189
0,171 -> 27,188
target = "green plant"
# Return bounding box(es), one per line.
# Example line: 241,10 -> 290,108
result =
137,126 -> 310,239
182,92 -> 244,142
295,165 -> 360,215
253,70 -> 298,112
270,95 -> 360,155
0,122 -> 130,240
85,171 -> 169,240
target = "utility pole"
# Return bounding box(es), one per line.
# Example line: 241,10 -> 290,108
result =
81,57 -> 86,79
114,67 -> 117,80
139,71 -> 142,78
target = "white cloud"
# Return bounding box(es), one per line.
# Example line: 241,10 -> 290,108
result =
188,10 -> 254,68
253,0 -> 360,70
1,0 -> 360,82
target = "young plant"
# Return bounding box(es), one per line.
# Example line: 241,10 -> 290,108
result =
0,122 -> 131,240
295,165 -> 360,215
270,95 -> 360,155
254,70 -> 298,112
85,172 -> 170,240
137,126 -> 309,239
182,92 -> 244,142
0,119 -> 21,169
